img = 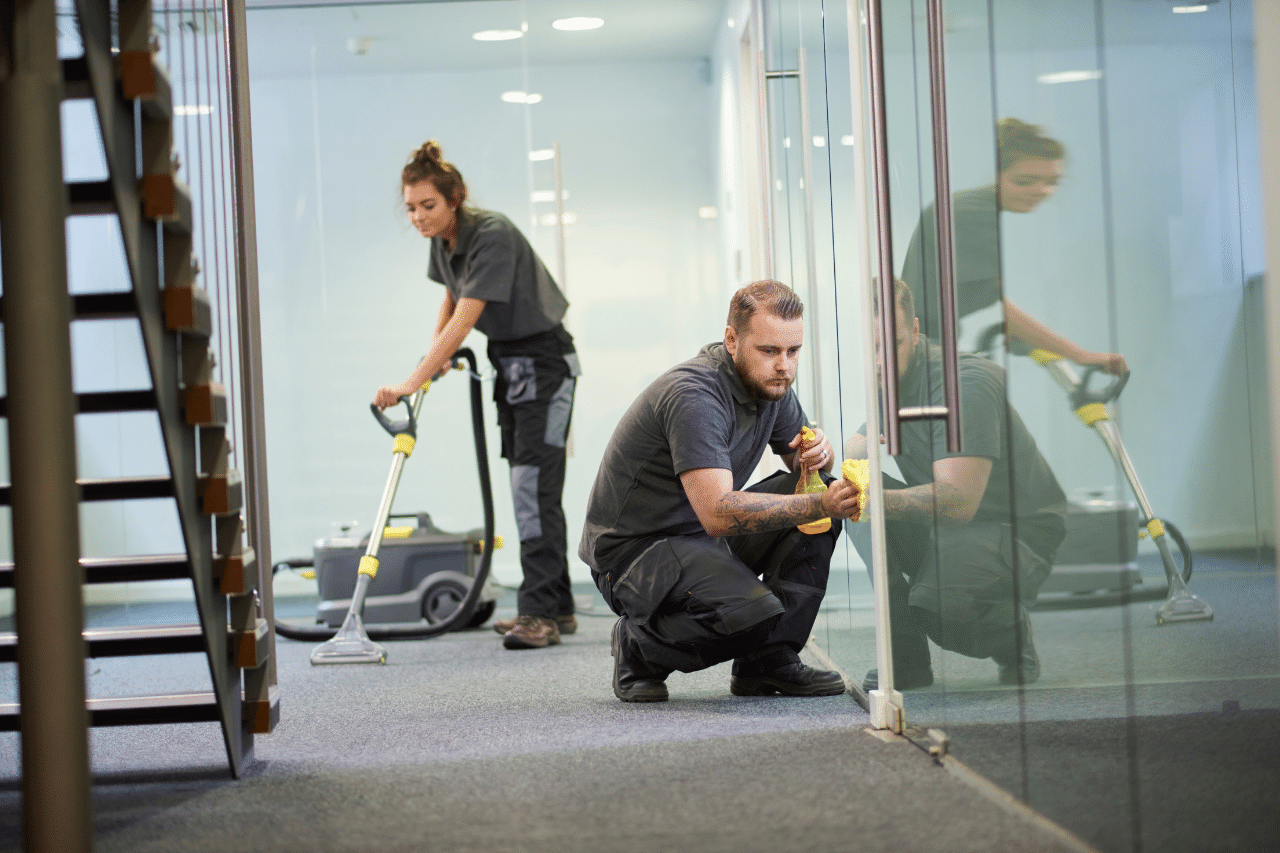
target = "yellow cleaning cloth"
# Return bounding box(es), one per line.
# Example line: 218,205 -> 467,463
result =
842,458 -> 870,522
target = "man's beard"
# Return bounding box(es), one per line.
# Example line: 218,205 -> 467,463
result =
734,354 -> 792,402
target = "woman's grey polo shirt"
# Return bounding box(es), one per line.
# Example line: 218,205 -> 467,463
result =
427,209 -> 568,342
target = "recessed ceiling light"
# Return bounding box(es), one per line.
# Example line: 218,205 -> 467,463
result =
840,135 -> 856,146
501,91 -> 542,104
552,17 -> 604,31
698,206 -> 719,220
1171,5 -> 1209,12
175,104 -> 214,116
528,149 -> 556,161
531,190 -> 570,203
1037,70 -> 1103,85
473,29 -> 523,41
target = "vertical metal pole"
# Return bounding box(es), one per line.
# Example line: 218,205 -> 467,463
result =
551,141 -> 573,457
1252,0 -> 1280,632
850,0 -> 903,733
925,0 -> 962,453
755,51 -> 776,280
223,0 -> 276,685
552,141 -> 567,289
796,48 -> 825,428
0,0 -> 94,848
861,0 -> 902,456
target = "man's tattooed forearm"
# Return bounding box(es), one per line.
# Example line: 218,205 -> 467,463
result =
717,491 -> 824,536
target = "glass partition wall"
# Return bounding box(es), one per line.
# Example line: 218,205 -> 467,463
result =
247,0 -> 1278,850
809,1 -> 1278,851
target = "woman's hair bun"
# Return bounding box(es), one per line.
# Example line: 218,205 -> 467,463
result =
416,140 -> 444,165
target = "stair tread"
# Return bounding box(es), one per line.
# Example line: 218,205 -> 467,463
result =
0,554 -> 194,587
0,691 -> 223,731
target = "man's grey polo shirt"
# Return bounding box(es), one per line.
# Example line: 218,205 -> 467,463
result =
579,342 -> 806,574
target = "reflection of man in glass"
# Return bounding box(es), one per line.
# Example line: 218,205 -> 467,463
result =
846,280 -> 1067,689
580,281 -> 863,703
901,118 -> 1126,375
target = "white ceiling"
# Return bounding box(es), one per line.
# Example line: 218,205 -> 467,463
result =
244,0 -> 729,79
240,0 -> 1246,80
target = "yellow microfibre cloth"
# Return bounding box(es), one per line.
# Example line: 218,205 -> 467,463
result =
841,458 -> 870,522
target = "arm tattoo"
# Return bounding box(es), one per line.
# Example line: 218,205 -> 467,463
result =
882,481 -> 970,526
717,491 -> 825,536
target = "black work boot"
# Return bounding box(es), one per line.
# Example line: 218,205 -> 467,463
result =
860,665 -> 935,692
611,619 -> 670,702
730,660 -> 845,697
992,615 -> 1040,685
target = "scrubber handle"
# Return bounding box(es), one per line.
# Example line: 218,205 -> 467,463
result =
370,393 -> 419,438
1070,366 -> 1130,409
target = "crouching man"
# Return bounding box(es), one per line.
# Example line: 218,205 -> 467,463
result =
579,281 -> 863,702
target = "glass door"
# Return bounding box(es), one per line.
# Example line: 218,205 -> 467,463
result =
795,0 -> 1280,849
755,0 -> 887,710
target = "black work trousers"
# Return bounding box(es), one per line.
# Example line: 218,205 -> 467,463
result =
489,326 -> 579,619
593,470 -> 839,674
850,473 -> 1059,672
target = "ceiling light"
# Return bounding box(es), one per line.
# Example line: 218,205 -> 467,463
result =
698,206 -> 719,220
531,190 -> 570,203
552,17 -> 604,31
175,104 -> 214,116
529,149 -> 555,161
473,29 -> 523,41
840,135 -> 856,146
813,136 -> 826,147
1171,4 -> 1209,11
501,91 -> 542,104
540,213 -> 577,225
1037,70 -> 1102,85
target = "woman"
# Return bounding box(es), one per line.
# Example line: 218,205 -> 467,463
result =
375,140 -> 580,651
900,118 -> 1127,375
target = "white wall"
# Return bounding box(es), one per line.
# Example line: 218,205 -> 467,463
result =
250,58 -> 721,586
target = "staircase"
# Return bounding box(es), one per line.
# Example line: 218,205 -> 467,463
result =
0,0 -> 276,780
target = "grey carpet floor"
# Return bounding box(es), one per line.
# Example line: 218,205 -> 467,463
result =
0,593 -> 1089,853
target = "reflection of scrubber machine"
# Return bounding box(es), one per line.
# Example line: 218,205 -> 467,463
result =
309,512 -> 497,629
978,327 -> 1209,624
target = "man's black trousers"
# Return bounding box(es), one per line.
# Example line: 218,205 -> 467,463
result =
592,469 -> 839,674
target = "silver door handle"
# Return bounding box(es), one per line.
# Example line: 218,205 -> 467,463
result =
864,0 -> 962,454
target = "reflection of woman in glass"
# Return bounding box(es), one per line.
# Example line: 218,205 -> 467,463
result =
901,118 -> 1127,375
374,140 -> 581,651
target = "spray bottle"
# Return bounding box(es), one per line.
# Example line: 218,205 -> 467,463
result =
795,426 -> 831,534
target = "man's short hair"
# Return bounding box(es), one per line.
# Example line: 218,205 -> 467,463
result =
727,280 -> 804,334
872,279 -> 916,324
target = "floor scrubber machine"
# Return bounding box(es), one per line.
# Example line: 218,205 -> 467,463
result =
273,348 -> 502,662
978,327 -> 1212,625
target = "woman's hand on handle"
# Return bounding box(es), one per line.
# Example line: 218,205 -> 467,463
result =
373,382 -> 416,410
1075,350 -> 1128,376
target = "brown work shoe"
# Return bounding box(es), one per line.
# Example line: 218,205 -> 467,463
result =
502,615 -> 562,650
493,614 -> 577,635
